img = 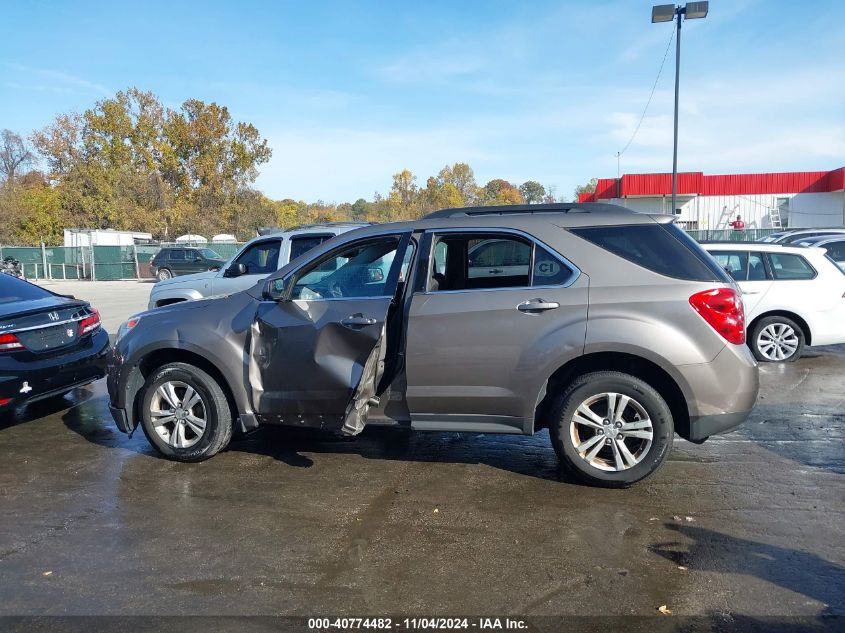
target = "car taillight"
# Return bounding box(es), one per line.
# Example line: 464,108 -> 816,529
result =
78,308 -> 101,336
689,288 -> 745,345
0,398 -> 12,406
0,332 -> 24,352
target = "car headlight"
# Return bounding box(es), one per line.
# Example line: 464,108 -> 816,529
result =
116,316 -> 141,344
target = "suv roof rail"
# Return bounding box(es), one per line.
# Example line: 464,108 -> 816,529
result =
424,202 -> 637,219
257,221 -> 372,236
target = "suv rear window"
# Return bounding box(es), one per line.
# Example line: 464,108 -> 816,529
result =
571,223 -> 731,283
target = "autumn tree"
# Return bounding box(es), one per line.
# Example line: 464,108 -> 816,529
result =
27,88 -> 272,240
437,162 -> 478,204
519,180 -> 545,204
480,179 -> 524,206
387,169 -> 419,219
574,178 -> 598,200
0,130 -> 34,184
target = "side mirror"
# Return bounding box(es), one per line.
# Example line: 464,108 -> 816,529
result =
263,277 -> 290,301
366,266 -> 384,283
224,262 -> 247,278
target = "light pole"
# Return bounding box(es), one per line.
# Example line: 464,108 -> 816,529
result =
652,2 -> 708,215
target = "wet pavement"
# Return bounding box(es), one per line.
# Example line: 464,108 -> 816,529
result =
0,345 -> 843,624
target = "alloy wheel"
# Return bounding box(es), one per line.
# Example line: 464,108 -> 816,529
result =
757,323 -> 799,361
149,380 -> 207,448
569,392 -> 654,472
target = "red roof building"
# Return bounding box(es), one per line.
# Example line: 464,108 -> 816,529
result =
578,167 -> 845,230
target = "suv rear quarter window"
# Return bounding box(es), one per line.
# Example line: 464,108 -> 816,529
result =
571,223 -> 731,283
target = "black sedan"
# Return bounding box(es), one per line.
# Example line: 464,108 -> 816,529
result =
0,274 -> 109,410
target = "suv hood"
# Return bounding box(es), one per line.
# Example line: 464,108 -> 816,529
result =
153,269 -> 219,289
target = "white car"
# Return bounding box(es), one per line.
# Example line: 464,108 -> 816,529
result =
703,243 -> 845,361
147,223 -> 369,310
794,235 -> 845,271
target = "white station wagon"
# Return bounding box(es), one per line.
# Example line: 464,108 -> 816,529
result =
703,243 -> 845,362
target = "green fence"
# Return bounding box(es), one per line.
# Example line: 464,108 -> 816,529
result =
686,228 -> 778,242
0,242 -> 249,281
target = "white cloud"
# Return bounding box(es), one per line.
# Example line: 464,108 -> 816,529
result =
5,63 -> 110,97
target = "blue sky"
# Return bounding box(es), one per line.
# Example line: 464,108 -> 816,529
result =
2,0 -> 844,202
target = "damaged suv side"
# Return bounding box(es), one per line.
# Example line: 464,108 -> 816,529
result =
108,204 -> 759,486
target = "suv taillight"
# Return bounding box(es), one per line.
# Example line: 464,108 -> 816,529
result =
689,288 -> 745,345
78,308 -> 101,336
0,333 -> 24,352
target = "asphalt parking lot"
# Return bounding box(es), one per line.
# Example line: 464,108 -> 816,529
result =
1,281 -> 843,626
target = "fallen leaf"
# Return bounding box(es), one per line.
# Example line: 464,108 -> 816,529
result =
685,516 -> 695,522
658,605 -> 672,615
42,571 -> 52,577
678,566 -> 687,571
433,508 -> 439,513
672,515 -> 682,521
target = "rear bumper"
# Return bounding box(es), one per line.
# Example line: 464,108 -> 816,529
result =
676,343 -> 759,441
0,329 -> 109,407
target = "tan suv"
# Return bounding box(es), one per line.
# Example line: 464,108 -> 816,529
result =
108,204 -> 759,487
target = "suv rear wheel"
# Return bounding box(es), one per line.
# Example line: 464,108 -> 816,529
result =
749,315 -> 804,362
550,371 -> 674,487
157,267 -> 173,281
139,362 -> 232,462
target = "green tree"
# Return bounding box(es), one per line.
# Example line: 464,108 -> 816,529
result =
519,181 -> 545,204
574,178 -> 598,200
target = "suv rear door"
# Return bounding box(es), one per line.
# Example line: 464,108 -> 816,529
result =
249,232 -> 412,434
403,229 -> 588,433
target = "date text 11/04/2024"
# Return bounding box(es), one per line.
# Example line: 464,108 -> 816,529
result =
307,618 -> 528,630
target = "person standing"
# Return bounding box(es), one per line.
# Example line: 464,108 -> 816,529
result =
729,214 -> 746,240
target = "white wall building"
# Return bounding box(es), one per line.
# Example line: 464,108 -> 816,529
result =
63,229 -> 153,248
578,168 -> 845,230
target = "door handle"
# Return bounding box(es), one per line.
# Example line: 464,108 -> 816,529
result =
341,314 -> 377,328
517,299 -> 560,313
489,268 -> 504,274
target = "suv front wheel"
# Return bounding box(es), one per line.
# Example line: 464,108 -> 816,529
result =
550,371 -> 674,487
139,362 -> 233,462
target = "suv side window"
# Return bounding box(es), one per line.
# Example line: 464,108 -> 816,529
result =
169,249 -> 186,261
236,240 -> 281,275
427,233 -> 573,292
572,224 -> 731,283
289,234 -> 333,262
767,253 -> 816,280
710,251 -> 768,281
289,236 -> 401,300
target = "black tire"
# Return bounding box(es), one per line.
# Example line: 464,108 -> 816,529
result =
157,268 -> 172,281
749,315 -> 805,363
139,362 -> 232,462
549,371 -> 674,487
